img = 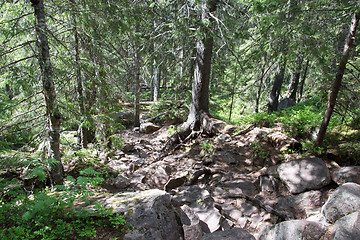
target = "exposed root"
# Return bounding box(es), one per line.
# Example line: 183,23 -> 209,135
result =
226,193 -> 290,221
186,167 -> 224,186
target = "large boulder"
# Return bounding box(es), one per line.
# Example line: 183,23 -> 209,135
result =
326,211 -> 360,240
331,166 -> 360,185
277,157 -> 331,194
322,182 -> 360,224
259,220 -> 327,240
201,228 -> 255,240
88,189 -> 183,240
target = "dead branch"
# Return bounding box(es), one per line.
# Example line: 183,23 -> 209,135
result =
226,193 -> 290,221
0,55 -> 35,71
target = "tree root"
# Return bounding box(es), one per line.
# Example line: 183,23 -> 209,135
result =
226,193 -> 290,221
186,167 -> 224,186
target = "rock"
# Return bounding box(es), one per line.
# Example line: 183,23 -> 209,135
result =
111,174 -> 131,190
259,220 -> 327,240
110,111 -> 134,125
216,151 -> 238,165
173,185 -> 211,205
164,175 -> 188,192
201,228 -> 255,240
327,211 -> 360,240
89,189 -> 183,240
331,166 -> 360,185
278,98 -> 296,110
215,134 -> 231,143
189,198 -> 222,233
140,122 -> 160,134
139,165 -> 170,189
276,190 -> 323,219
277,157 -> 331,194
322,182 -> 360,224
221,179 -> 259,196
180,205 -> 203,240
267,131 -> 302,152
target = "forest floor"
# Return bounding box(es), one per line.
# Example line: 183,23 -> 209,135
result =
77,120 -> 339,237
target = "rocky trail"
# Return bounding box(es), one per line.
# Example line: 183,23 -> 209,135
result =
80,121 -> 360,239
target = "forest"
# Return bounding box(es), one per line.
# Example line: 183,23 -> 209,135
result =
0,0 -> 360,239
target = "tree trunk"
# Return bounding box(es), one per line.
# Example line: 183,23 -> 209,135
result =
255,64 -> 265,113
73,15 -> 88,148
229,68 -> 237,121
163,0 -> 219,152
153,60 -> 160,102
30,0 -> 64,185
287,55 -> 303,101
315,12 -> 359,147
297,59 -> 309,102
134,43 -> 141,127
268,57 -> 286,113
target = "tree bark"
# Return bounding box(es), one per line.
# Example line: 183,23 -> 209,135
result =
134,34 -> 141,127
297,59 -> 309,102
30,0 -> 64,185
73,15 -> 88,148
315,13 -> 359,147
163,0 -> 219,152
268,57 -> 286,113
287,55 -> 303,101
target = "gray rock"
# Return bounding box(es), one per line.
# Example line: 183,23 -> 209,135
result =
165,175 -> 187,192
322,182 -> 360,224
330,211 -> 360,240
173,185 -> 211,205
140,122 -> 160,134
180,205 -> 203,240
259,220 -> 327,240
189,198 -> 222,233
111,111 -> 134,125
215,134 -> 231,143
331,166 -> 360,185
278,98 -> 296,110
276,190 -> 323,219
201,228 -> 255,240
277,157 -> 331,194
111,174 -> 131,189
87,189 -> 183,240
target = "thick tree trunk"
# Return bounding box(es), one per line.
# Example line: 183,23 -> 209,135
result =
30,0 -> 64,185
268,58 -> 286,113
315,13 -> 359,147
163,0 -> 219,153
287,55 -> 303,101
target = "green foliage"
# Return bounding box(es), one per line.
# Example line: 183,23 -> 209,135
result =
251,142 -> 268,160
200,139 -> 215,157
0,169 -> 126,240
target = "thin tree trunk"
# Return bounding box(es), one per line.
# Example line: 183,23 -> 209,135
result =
229,68 -> 237,121
153,60 -> 160,102
255,64 -> 265,113
134,39 -> 141,127
315,12 -> 359,147
73,15 -> 88,148
30,0 -> 64,185
297,59 -> 309,102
